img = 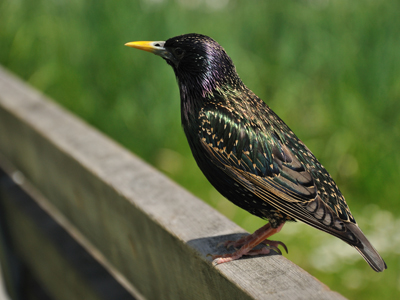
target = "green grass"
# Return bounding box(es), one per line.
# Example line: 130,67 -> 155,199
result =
1,0 -> 400,298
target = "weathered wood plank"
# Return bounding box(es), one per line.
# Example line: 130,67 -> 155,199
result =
0,172 -> 106,300
0,163 -> 140,300
0,65 -> 346,300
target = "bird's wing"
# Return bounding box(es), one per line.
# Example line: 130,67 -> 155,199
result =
198,107 -> 361,246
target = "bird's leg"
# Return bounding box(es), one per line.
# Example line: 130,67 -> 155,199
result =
222,223 -> 272,249
222,223 -> 288,253
212,222 -> 285,265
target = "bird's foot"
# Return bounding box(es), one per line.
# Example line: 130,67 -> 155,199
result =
212,245 -> 272,265
212,222 -> 287,265
221,236 -> 287,254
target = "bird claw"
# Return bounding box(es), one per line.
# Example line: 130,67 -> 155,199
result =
219,237 -> 288,254
212,256 -> 232,266
260,240 -> 288,254
211,252 -> 243,265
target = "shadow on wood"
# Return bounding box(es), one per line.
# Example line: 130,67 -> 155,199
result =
186,233 -> 283,260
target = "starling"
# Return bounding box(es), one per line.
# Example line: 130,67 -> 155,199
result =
125,33 -> 387,272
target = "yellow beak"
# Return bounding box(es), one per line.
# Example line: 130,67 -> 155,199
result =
125,41 -> 157,52
125,39 -> 176,64
125,40 -> 167,55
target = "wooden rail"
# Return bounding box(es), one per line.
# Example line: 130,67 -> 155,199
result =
0,65 -> 346,300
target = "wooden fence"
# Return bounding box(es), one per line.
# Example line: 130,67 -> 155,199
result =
0,66 -> 346,300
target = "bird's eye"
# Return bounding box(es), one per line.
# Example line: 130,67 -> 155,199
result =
174,47 -> 184,57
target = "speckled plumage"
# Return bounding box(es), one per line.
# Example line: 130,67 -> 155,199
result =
126,33 -> 386,272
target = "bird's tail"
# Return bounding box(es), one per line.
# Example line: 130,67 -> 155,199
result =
346,222 -> 387,272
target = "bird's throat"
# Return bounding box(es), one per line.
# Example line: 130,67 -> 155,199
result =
179,81 -> 204,129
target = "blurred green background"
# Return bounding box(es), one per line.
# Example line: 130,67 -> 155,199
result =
1,0 -> 399,298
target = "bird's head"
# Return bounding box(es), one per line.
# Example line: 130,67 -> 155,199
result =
125,33 -> 243,96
